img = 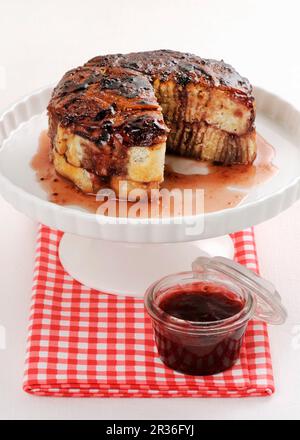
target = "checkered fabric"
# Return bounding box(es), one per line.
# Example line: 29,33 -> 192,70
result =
23,225 -> 274,397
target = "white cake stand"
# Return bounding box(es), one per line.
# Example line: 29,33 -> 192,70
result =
1,86 -> 300,296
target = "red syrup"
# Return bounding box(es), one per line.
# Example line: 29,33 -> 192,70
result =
153,282 -> 246,376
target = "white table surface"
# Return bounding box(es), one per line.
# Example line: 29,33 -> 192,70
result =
0,0 -> 300,420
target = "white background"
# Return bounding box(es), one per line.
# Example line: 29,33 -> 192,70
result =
0,0 -> 300,420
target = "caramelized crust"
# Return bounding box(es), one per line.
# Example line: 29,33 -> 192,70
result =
87,50 -> 253,102
48,65 -> 168,148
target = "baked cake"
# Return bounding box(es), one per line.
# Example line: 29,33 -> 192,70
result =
47,50 -> 256,196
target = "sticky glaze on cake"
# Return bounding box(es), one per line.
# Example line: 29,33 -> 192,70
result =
47,50 -> 256,196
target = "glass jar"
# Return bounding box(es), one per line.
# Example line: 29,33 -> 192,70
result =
144,256 -> 287,376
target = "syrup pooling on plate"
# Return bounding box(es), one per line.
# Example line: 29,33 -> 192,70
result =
164,134 -> 277,212
31,131 -> 277,217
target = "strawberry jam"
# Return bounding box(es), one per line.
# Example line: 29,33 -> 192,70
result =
152,282 -> 246,376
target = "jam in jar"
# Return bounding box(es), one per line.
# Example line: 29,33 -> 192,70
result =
144,257 -> 287,376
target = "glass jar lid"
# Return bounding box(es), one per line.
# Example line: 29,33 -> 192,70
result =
192,256 -> 287,325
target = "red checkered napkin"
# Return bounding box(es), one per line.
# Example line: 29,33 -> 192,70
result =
23,225 -> 274,397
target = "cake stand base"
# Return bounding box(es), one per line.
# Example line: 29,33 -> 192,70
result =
59,233 -> 234,297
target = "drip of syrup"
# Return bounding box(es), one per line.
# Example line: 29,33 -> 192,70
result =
31,130 -> 277,217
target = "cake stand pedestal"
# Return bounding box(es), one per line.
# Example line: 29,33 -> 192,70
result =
59,234 -> 234,297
